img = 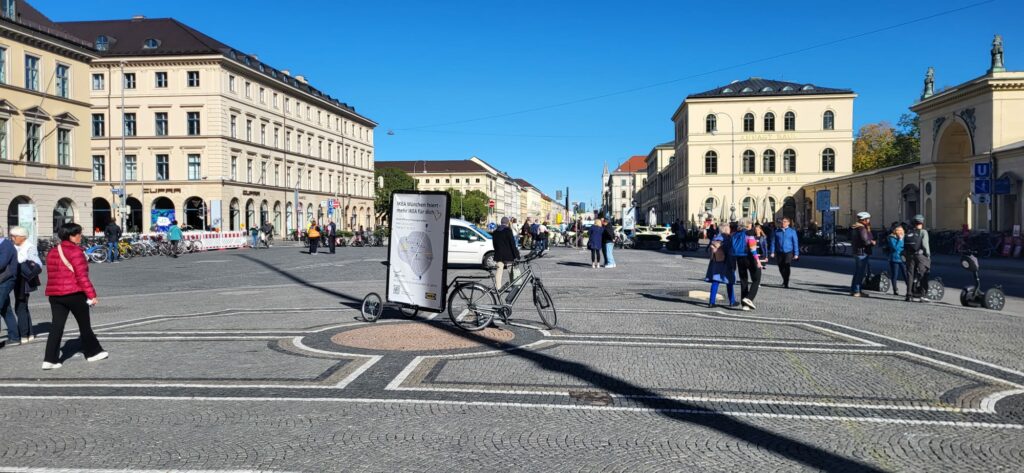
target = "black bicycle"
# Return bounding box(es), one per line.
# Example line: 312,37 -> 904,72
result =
446,251 -> 556,331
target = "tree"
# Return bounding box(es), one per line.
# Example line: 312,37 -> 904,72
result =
374,167 -> 416,221
853,122 -> 896,172
892,113 -> 920,166
445,189 -> 489,223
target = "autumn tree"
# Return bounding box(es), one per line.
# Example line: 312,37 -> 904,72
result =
374,167 -> 416,221
853,114 -> 921,172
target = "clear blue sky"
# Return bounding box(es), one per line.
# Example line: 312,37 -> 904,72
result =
39,0 -> 1023,209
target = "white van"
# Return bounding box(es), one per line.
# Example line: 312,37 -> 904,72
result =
447,217 -> 495,269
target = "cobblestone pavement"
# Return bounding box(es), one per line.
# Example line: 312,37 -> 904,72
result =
1,245 -> 1022,472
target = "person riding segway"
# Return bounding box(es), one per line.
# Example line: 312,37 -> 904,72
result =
903,214 -> 931,302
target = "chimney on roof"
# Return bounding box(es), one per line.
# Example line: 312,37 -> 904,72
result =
251,54 -> 259,61
281,69 -> 290,76
131,15 -> 145,21
295,75 -> 307,84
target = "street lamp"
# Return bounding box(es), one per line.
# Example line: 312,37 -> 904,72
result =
710,112 -> 737,223
118,60 -> 127,233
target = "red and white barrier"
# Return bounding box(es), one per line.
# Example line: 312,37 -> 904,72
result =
141,231 -> 248,250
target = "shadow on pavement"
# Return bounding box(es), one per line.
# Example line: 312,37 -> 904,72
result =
556,261 -> 595,268
239,252 -> 885,472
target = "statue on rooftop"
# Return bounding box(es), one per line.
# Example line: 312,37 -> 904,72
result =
922,67 -> 935,99
989,34 -> 1005,73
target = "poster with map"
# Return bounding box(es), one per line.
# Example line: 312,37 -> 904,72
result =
387,191 -> 451,312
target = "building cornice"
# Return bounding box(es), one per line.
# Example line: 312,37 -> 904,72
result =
911,72 -> 1024,113
0,23 -> 96,63
673,93 -> 857,121
0,83 -> 92,108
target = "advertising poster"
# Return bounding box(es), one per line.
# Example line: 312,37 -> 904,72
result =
210,200 -> 222,231
18,204 -> 37,242
621,206 -> 636,230
151,209 -> 175,232
386,191 -> 451,312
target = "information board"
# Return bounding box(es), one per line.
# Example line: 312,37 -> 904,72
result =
622,206 -> 636,230
386,191 -> 451,312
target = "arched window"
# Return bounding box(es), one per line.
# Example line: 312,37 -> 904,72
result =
743,113 -> 755,132
704,151 -> 718,175
823,110 -> 835,130
143,38 -> 160,49
742,150 -> 756,174
821,148 -> 836,172
96,35 -> 109,51
704,197 -> 717,213
742,197 -> 754,218
767,196 -> 778,218
762,149 -> 776,173
764,112 -> 775,131
53,198 -> 75,233
705,114 -> 717,133
784,111 -> 796,131
783,149 -> 796,173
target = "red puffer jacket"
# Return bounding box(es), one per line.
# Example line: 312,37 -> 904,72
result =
45,240 -> 97,299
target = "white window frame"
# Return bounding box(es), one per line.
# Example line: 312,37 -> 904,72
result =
55,62 -> 70,98
92,155 -> 104,181
56,127 -> 71,166
155,71 -> 168,88
125,155 -> 137,181
155,112 -> 168,136
187,70 -> 200,88
24,54 -> 39,91
0,45 -> 7,84
155,154 -> 169,181
188,154 -> 201,180
91,73 -> 104,90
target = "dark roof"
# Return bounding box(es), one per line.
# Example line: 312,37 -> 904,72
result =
514,178 -> 536,189
656,141 -> 674,148
376,160 -> 488,174
0,1 -> 93,49
688,78 -> 853,99
57,17 -> 371,122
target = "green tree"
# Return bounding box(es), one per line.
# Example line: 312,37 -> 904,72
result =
892,113 -> 921,166
374,167 -> 416,221
463,190 -> 490,223
853,122 -> 897,172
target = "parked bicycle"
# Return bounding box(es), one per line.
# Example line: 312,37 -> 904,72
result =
446,250 -> 556,331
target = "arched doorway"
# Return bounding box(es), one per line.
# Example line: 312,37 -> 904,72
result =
273,201 -> 282,232
229,198 -> 240,231
244,199 -> 255,229
782,197 -> 797,222
151,197 -> 176,231
7,195 -> 33,233
996,172 -> 1022,232
285,202 -> 293,233
933,120 -> 973,229
901,184 -> 920,221
184,196 -> 205,230
126,197 -> 143,232
260,200 -> 269,225
53,198 -> 75,234
92,197 -> 112,233
305,203 -> 313,225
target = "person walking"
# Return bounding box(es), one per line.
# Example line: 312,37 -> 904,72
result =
732,219 -> 763,310
903,215 -> 931,302
7,227 -> 41,344
887,225 -> 907,296
601,218 -> 616,268
587,219 -> 604,268
260,221 -> 274,248
42,223 -> 108,370
705,224 -> 736,308
167,220 -> 183,258
850,212 -> 876,297
771,217 -> 800,288
249,225 -> 260,249
520,217 -> 532,249
327,220 -> 337,254
536,221 -> 550,253
0,228 -> 20,346
510,218 -> 521,248
491,217 -> 520,290
103,220 -> 122,263
307,222 -> 321,254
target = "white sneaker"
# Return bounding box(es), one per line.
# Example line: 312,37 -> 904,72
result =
87,351 -> 109,362
741,306 -> 750,311
41,362 -> 62,370
27,335 -> 35,342
742,298 -> 756,310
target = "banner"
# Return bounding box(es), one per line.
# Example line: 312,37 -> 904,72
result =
622,206 -> 636,230
210,200 -> 222,231
18,204 -> 37,242
387,191 -> 451,312
151,209 -> 175,232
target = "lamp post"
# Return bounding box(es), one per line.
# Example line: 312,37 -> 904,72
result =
710,112 -> 737,222
118,60 -> 127,232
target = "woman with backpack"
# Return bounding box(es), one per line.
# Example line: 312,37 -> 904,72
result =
887,225 -> 906,296
705,225 -> 736,308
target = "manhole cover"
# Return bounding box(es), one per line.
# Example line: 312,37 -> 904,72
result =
331,323 -> 514,351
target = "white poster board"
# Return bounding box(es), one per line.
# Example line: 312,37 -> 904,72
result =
622,206 -> 636,230
387,191 -> 451,312
18,204 -> 37,242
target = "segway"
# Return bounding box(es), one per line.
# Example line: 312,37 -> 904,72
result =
861,263 -> 891,294
907,268 -> 945,302
959,252 -> 1005,311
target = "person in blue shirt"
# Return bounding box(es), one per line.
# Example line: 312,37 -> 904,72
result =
770,217 -> 800,289
887,225 -> 906,296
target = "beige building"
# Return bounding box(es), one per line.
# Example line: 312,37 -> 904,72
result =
800,36 -> 1023,232
57,16 -> 376,236
669,78 -> 856,225
637,141 -> 674,225
515,178 -> 544,220
1,1 -> 97,237
601,155 -> 646,220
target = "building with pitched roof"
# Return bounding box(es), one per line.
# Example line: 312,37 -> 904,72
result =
601,155 -> 647,221
58,13 -> 376,235
636,141 -> 675,225
668,77 -> 855,226
0,0 -> 98,238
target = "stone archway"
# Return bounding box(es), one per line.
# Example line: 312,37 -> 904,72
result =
7,195 -> 32,231
52,198 -> 76,236
184,196 -> 205,230
901,184 -> 920,221
92,197 -> 112,233
932,120 -> 974,229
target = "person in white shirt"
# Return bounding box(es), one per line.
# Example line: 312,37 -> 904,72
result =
8,226 -> 41,343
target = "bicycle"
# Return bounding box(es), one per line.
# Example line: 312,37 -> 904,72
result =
446,250 -> 556,331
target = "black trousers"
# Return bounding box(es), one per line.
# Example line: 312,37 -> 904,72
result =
777,252 -> 794,286
44,293 -> 103,364
905,254 -> 930,297
591,249 -> 602,263
736,257 -> 762,301
328,234 -> 336,253
309,238 -> 319,254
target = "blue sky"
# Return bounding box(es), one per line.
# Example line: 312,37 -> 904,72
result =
39,0 -> 1023,208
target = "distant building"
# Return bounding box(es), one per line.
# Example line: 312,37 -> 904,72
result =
601,155 -> 646,221
637,142 -> 675,225
377,157 -> 523,222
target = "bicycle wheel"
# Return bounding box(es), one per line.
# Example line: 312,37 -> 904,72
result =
361,293 -> 384,322
532,281 -> 557,329
88,248 -> 108,263
447,282 -> 496,331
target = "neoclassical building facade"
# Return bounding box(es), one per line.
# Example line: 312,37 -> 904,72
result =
59,16 -> 376,235
669,78 -> 855,225
800,36 -> 1023,232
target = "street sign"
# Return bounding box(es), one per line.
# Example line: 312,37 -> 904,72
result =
974,162 -> 991,178
815,190 -> 831,212
994,177 -> 1012,195
333,199 -> 341,209
829,205 -> 841,211
974,194 -> 991,204
974,179 -> 991,194
111,188 -> 124,196
488,199 -> 495,208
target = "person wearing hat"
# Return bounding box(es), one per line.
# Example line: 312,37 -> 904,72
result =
850,211 -> 876,297
902,214 -> 931,301
491,217 -> 520,289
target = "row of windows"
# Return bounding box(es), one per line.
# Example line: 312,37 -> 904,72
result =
91,154 -> 201,182
703,196 -> 789,219
0,47 -> 72,98
702,148 -> 837,174
705,110 -> 835,133
91,112 -> 201,137
0,117 -> 74,166
419,177 -> 483,185
226,156 -> 374,197
91,70 -> 200,91
228,114 -> 372,168
227,74 -> 372,144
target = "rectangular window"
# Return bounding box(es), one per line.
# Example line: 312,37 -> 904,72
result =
272,93 -> 278,108
273,127 -> 279,148
285,131 -> 291,150
24,55 -> 39,91
0,46 -> 6,84
188,154 -> 201,180
260,161 -> 267,183
246,159 -> 253,183
230,115 -> 237,138
124,113 -> 136,136
0,117 -> 7,160
230,156 -> 237,180
92,155 -> 104,181
245,119 -> 252,141
123,72 -> 135,89
155,112 -> 168,136
155,154 -> 169,180
244,81 -> 251,98
25,122 -> 40,162
155,71 -> 168,88
187,71 -> 200,87
187,111 -> 200,136
91,114 -> 105,137
260,123 -> 266,145
56,128 -> 71,166
259,87 -> 265,103
125,155 -> 137,181
229,75 -> 236,93
273,163 -> 280,186
91,73 -> 104,90
55,64 -> 69,98
284,98 -> 290,114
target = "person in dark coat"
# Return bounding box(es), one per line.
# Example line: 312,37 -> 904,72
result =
326,220 -> 337,254
103,220 -> 122,263
705,224 -> 736,307
491,217 -> 520,289
0,227 -> 19,345
587,220 -> 604,268
601,217 -> 616,268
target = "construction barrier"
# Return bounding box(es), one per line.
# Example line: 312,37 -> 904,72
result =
141,231 -> 248,250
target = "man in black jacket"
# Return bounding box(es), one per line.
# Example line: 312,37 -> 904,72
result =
326,220 -> 337,254
491,217 -> 520,290
104,221 -> 122,263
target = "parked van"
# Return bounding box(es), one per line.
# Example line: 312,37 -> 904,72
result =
448,217 -> 495,268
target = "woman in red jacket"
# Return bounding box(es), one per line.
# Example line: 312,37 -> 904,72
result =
42,223 -> 107,370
